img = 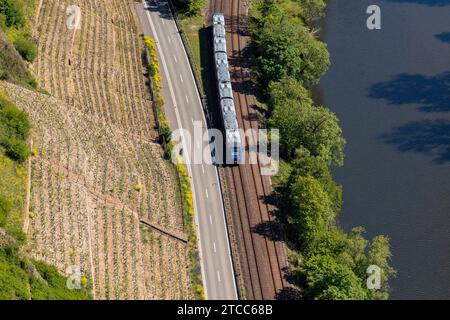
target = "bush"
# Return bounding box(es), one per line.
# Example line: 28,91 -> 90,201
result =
13,35 -> 37,62
0,0 -> 25,29
3,136 -> 29,162
0,93 -> 31,162
0,100 -> 30,139
0,194 -> 11,227
187,0 -> 205,16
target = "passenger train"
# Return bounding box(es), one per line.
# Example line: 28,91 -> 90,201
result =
212,13 -> 243,165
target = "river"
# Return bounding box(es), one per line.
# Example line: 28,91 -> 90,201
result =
318,0 -> 450,299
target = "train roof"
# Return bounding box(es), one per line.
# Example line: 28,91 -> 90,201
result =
221,99 -> 238,130
213,13 -> 225,25
213,24 -> 226,38
218,82 -> 233,99
214,52 -> 228,63
225,129 -> 242,145
214,37 -> 227,53
215,52 -> 230,82
216,66 -> 230,83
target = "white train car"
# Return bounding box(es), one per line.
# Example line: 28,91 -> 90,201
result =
212,13 -> 243,164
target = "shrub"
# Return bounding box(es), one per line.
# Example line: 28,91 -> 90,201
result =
0,194 -> 11,227
13,35 -> 37,62
0,94 -> 31,162
3,136 -> 29,162
0,97 -> 31,140
81,276 -> 88,287
0,0 -> 25,28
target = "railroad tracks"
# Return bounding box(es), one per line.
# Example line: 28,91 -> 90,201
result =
209,0 -> 288,300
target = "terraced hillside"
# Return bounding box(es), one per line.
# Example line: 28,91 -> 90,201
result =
0,0 -> 194,300
33,0 -> 157,139
1,81 -> 192,300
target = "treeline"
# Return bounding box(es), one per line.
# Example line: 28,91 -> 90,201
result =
0,0 -> 37,63
249,0 -> 395,299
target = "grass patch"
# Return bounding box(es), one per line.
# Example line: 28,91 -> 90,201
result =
0,247 -> 90,300
179,15 -> 203,77
0,153 -> 26,241
170,0 -> 205,90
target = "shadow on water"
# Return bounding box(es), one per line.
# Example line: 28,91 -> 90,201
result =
368,71 -> 450,113
384,0 -> 450,6
379,119 -> 450,164
436,32 -> 450,43
369,72 -> 450,164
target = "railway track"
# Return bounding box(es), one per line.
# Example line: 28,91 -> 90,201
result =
210,0 -> 288,300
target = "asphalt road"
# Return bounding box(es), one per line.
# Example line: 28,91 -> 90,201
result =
135,0 -> 237,300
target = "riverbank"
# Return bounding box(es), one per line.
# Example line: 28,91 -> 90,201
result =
248,0 -> 395,300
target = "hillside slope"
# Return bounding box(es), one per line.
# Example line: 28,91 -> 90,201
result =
0,28 -> 35,88
33,0 -> 157,139
1,81 -> 193,299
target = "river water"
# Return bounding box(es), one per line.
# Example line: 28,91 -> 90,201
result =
318,0 -> 450,299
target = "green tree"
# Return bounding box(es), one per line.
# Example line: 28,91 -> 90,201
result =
269,98 -> 345,166
289,147 -> 342,214
297,0 -> 326,22
304,226 -> 395,299
0,91 -> 31,162
175,0 -> 205,15
13,34 -> 36,62
301,254 -> 368,300
287,176 -> 334,249
3,136 -> 29,162
0,0 -> 25,28
365,235 -> 395,299
268,76 -> 312,111
252,12 -> 329,89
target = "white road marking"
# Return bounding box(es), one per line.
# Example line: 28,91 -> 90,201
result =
205,188 -> 209,198
213,242 -> 217,253
173,55 -> 177,63
217,271 -> 221,282
144,1 -> 214,297
209,215 -> 213,225
201,164 -> 205,173
144,0 -> 238,299
185,95 -> 189,103
167,35 -> 171,44
179,74 -> 183,82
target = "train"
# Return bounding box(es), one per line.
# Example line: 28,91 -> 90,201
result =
212,13 -> 243,165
